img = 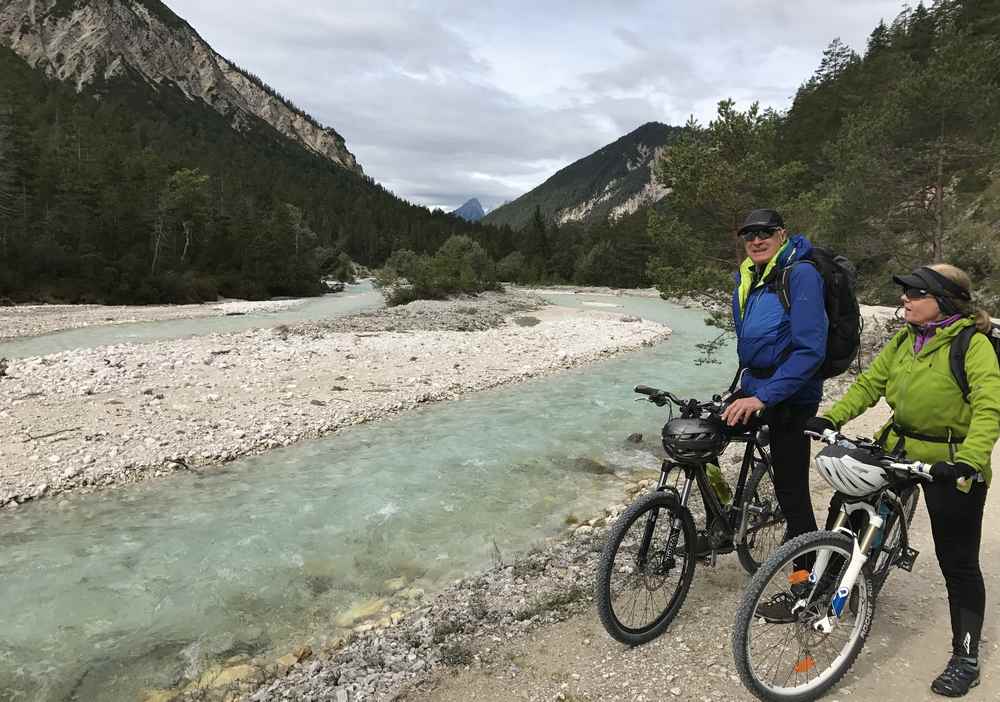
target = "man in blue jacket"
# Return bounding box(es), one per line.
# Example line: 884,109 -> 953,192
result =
721,208 -> 828,559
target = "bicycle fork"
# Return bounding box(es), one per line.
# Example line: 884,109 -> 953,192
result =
800,504 -> 883,634
639,473 -> 695,570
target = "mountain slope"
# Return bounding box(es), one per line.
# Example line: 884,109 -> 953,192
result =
483,122 -> 684,229
451,198 -> 485,222
0,0 -> 361,173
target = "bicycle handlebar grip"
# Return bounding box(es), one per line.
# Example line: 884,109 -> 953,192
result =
634,385 -> 661,396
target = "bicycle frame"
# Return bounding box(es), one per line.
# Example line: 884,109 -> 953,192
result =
656,431 -> 772,546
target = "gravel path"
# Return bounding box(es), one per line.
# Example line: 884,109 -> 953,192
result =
0,292 -> 670,508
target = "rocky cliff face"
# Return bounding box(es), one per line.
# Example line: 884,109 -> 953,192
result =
0,0 -> 362,174
483,122 -> 683,230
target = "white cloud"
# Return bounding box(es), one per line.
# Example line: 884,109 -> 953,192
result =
166,0 -> 904,211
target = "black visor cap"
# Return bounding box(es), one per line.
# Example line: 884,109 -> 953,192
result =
892,267 -> 971,301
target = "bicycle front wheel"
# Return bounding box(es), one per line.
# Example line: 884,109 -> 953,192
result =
733,531 -> 875,702
737,462 -> 787,574
595,490 -> 696,645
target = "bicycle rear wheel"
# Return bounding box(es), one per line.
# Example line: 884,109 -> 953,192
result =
595,490 -> 696,645
737,462 -> 787,574
733,531 -> 875,702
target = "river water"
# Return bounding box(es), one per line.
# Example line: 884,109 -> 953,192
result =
0,292 -> 736,701
0,282 -> 383,360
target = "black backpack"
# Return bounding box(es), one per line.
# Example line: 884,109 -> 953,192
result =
949,322 -> 1000,402
774,246 -> 862,379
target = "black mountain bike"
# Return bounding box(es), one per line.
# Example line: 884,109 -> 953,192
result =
595,384 -> 786,645
732,429 -> 929,701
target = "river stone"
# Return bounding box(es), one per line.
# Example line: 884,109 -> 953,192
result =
383,576 -> 407,593
202,663 -> 262,688
399,587 -> 425,601
140,690 -> 177,702
572,457 -> 613,475
626,432 -> 643,443
335,598 -> 386,628
275,653 -> 299,675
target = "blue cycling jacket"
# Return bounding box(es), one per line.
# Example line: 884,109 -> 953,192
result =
731,234 -> 827,406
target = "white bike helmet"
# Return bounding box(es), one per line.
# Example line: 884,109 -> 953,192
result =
814,444 -> 889,497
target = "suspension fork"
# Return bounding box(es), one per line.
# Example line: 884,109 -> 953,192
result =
807,507 -> 884,633
636,470 -> 694,567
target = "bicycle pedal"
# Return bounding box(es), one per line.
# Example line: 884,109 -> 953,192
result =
896,546 -> 919,572
700,552 -> 718,567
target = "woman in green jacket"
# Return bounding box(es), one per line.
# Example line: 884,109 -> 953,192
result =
806,263 -> 1000,697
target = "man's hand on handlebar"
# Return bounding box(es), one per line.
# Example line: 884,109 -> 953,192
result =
721,396 -> 764,427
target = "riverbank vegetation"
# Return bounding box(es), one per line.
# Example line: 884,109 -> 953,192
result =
2,1 -> 998,306
647,0 -> 1000,305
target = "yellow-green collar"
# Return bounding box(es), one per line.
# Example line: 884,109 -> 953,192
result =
738,240 -> 790,317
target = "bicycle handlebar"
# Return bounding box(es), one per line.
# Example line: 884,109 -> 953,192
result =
633,385 -> 722,412
805,428 -> 933,480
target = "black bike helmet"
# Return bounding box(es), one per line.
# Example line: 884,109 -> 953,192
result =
661,417 -> 728,464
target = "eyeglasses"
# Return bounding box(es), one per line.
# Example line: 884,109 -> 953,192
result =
902,287 -> 932,300
740,228 -> 778,242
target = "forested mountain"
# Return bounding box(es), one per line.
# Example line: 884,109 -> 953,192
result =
450,198 -> 485,222
483,122 -> 684,229
0,0 -> 360,172
5,0 -> 998,307
0,1 -> 502,303
647,0 -> 1000,305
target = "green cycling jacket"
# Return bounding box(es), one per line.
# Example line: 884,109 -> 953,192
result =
824,317 -> 1000,488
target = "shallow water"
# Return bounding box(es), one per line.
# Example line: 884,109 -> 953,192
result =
0,293 -> 736,701
0,282 -> 383,359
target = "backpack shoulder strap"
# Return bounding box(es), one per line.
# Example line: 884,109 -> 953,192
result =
776,259 -> 814,312
949,325 -> 978,403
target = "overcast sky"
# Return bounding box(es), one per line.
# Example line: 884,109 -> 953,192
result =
166,0 -> 903,212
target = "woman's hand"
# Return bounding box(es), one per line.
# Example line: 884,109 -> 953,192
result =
721,396 -> 765,426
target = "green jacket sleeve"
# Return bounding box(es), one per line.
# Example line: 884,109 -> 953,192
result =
954,333 -> 1000,475
823,330 -> 903,428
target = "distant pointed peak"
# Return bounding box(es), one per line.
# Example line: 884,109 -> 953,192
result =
450,198 -> 486,222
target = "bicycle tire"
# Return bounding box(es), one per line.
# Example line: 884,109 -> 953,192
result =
871,486 -> 920,594
737,462 -> 787,574
733,531 -> 876,702
595,490 -> 696,645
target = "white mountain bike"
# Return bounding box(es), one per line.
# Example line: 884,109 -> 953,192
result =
731,428 -> 929,702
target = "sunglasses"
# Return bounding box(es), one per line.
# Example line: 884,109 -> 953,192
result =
740,228 -> 778,242
902,287 -> 932,300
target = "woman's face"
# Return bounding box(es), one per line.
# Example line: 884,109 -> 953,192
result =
744,228 -> 787,266
901,289 -> 944,326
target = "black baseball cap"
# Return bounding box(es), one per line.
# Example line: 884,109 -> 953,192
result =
892,266 -> 971,301
738,208 -> 784,236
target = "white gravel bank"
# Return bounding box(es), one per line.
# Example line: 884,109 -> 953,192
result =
0,297 -> 312,341
0,293 -> 670,508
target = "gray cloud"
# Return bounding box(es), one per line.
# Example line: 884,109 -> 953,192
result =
167,0 -> 905,211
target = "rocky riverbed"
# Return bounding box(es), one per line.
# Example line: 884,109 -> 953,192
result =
0,292 -> 670,508
0,297 -> 316,342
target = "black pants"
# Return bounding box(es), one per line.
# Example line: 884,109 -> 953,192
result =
764,402 -> 820,564
923,480 -> 988,658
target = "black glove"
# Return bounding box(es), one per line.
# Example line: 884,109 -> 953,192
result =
805,416 -> 837,435
929,461 -> 976,483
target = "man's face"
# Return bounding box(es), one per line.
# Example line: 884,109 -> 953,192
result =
744,228 -> 786,266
